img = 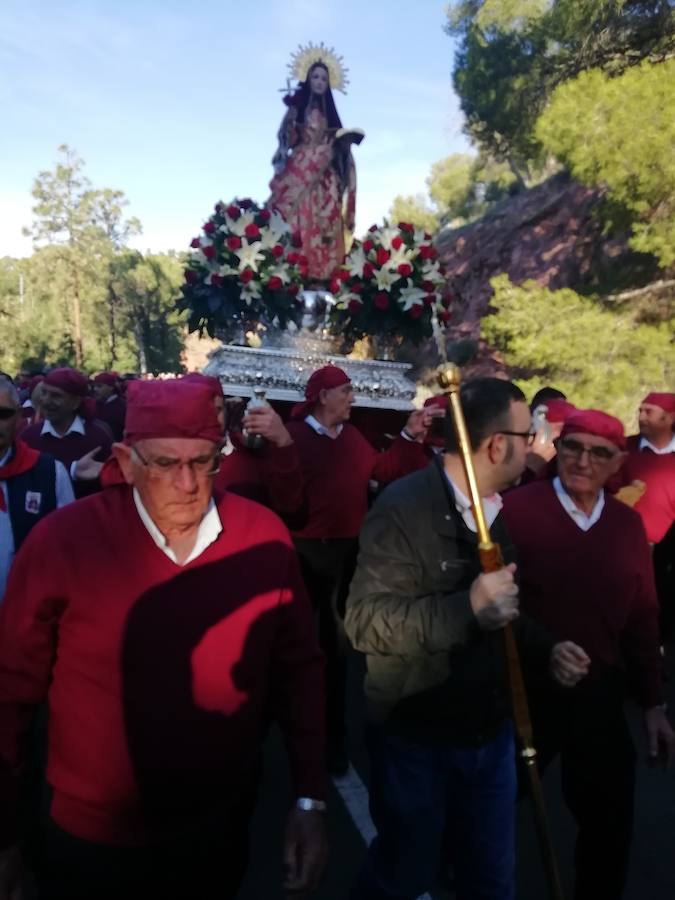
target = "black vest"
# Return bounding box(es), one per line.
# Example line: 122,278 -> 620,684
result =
6,451 -> 58,552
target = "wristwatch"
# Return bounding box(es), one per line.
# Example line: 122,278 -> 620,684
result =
295,797 -> 327,812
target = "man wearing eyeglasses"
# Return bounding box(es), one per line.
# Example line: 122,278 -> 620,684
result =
0,378 -> 327,900
502,408 -> 675,900
0,375 -> 74,604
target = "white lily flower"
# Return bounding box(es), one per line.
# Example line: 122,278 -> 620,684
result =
398,279 -> 427,311
234,241 -> 265,273
347,247 -> 368,278
227,211 -> 257,237
240,282 -> 262,305
266,265 -> 291,285
374,266 -> 399,292
218,263 -> 238,277
268,210 -> 291,239
378,227 -> 400,252
259,228 -> 281,251
422,261 -> 445,284
388,245 -> 417,268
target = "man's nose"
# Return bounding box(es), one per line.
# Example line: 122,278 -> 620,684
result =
175,463 -> 199,492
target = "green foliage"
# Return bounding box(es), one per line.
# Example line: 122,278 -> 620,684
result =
388,194 -> 439,234
0,147 -> 186,376
536,59 -> 675,267
427,152 -> 518,223
446,1 -> 675,171
483,275 -> 674,423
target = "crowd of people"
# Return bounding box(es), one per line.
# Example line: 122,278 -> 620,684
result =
0,362 -> 673,899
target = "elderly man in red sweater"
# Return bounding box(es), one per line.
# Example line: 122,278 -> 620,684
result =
286,365 -> 432,774
502,409 -> 675,900
0,379 -> 326,900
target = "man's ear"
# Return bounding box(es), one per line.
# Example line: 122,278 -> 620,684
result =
112,443 -> 135,485
485,433 -> 506,465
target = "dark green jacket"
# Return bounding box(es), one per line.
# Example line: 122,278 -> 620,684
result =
345,459 -> 554,745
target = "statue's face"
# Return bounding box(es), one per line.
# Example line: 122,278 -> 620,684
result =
309,66 -> 329,96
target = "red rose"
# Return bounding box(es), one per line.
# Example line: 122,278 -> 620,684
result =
351,281 -> 363,294
203,221 -> 216,234
271,244 -> 284,259
419,245 -> 434,260
438,309 -> 451,323
211,273 -> 224,287
441,294 -> 452,308
376,248 -> 390,267
240,268 -> 254,284
239,198 -> 253,210
374,292 -> 389,311
299,265 -> 309,279
368,224 -> 379,233
337,267 -> 350,282
398,222 -> 414,233
268,276 -> 283,291
397,263 -> 412,277
258,209 -> 271,223
348,299 -> 362,313
362,240 -> 374,253
245,224 -> 261,239
330,276 -> 341,294
391,236 -> 403,251
363,262 -> 375,279
226,204 -> 240,220
288,282 -> 300,296
424,294 -> 435,306
409,304 -> 423,319
227,236 -> 242,251
421,280 -> 434,293
202,245 -> 216,260
190,237 -> 201,249
287,251 -> 300,265
292,231 -> 303,248
184,269 -> 199,284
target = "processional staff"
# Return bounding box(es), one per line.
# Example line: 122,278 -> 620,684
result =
438,363 -> 565,900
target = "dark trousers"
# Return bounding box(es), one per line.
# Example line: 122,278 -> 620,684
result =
294,537 -> 358,744
352,723 -> 517,900
526,678 -> 636,900
34,812 -> 251,900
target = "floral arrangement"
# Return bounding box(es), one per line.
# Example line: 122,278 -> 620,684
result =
179,199 -> 307,336
328,222 -> 451,346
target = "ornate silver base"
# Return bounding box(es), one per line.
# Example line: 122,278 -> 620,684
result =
204,293 -> 415,410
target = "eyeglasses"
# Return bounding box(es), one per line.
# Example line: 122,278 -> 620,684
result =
496,429 -> 536,447
132,446 -> 221,478
557,437 -> 617,464
0,407 -> 18,421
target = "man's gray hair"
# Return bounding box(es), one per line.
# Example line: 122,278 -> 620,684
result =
0,376 -> 20,407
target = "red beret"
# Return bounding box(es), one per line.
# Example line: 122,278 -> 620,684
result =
182,372 -> 223,400
642,392 -> 675,415
45,368 -> 89,397
291,365 -> 351,419
123,380 -> 222,444
93,371 -> 120,388
541,399 -> 577,424
561,409 -> 626,451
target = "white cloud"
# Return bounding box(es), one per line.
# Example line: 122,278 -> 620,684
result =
0,192 -> 33,258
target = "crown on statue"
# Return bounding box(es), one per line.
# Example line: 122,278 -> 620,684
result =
288,42 -> 349,94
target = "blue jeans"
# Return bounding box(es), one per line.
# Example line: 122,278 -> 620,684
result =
352,723 -> 516,900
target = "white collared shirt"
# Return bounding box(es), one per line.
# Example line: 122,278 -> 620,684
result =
445,473 -> 503,533
132,488 -> 222,566
1,446 -> 74,602
553,476 -> 605,531
305,414 -> 344,439
639,435 -> 675,455
40,415 -> 86,438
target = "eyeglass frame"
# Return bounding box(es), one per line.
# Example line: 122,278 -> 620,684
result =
494,429 -> 537,447
555,436 -> 619,464
131,445 -> 221,478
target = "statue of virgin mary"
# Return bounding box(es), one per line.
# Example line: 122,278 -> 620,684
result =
268,43 -> 363,284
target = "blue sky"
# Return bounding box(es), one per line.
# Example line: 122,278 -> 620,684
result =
0,0 -> 470,258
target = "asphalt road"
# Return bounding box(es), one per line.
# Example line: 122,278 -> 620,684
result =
238,644 -> 675,900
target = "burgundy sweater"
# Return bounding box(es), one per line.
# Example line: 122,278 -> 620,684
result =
502,480 -> 662,708
21,419 -> 113,498
0,486 -> 325,847
285,421 -> 429,539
